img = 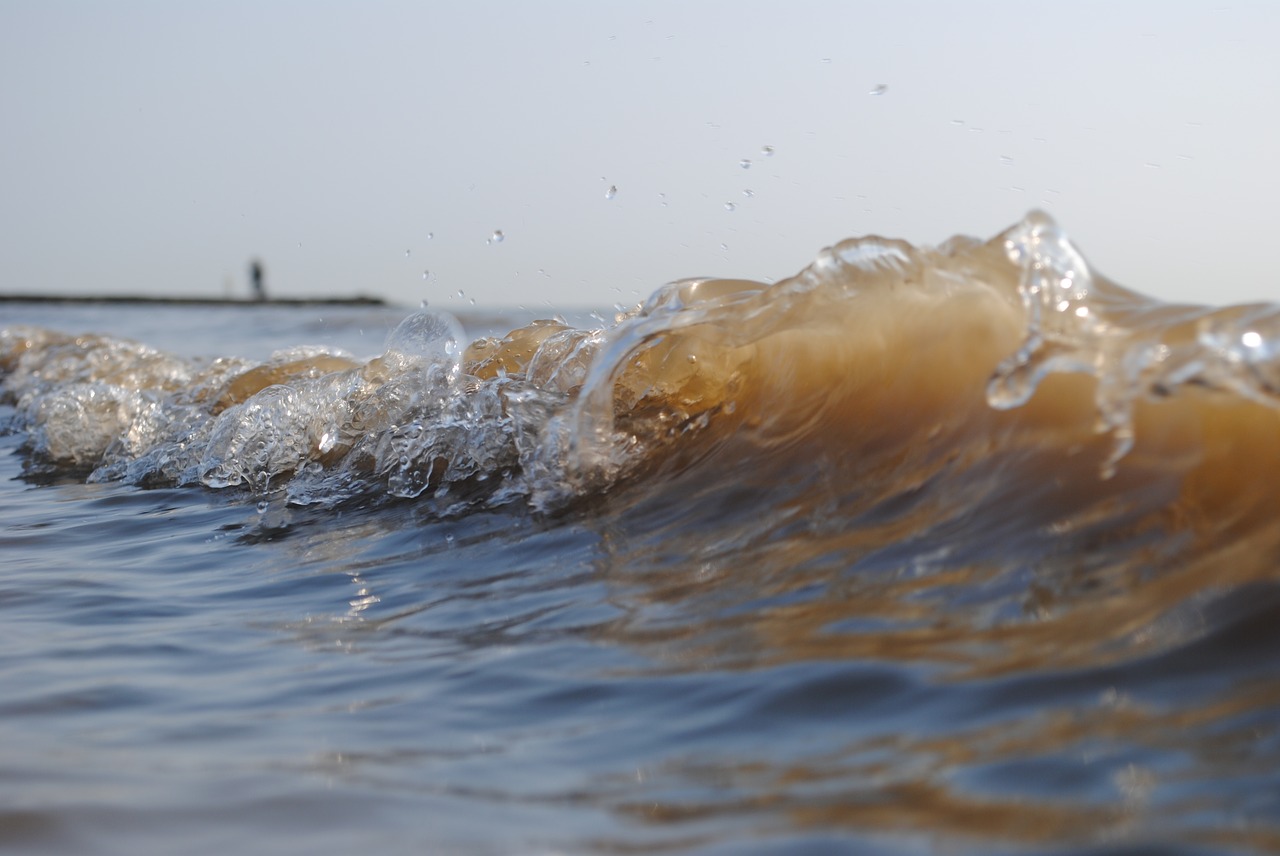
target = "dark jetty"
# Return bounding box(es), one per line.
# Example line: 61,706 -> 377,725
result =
0,294 -> 386,306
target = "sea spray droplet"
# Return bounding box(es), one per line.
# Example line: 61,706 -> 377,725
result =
743,189 -> 754,198
488,230 -> 505,245
422,270 -> 431,281
761,145 -> 775,157
739,159 -> 751,169
724,202 -> 737,212
605,185 -> 617,200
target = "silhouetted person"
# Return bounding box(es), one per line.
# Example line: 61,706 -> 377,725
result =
250,259 -> 266,301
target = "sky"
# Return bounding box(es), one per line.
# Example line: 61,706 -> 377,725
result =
2,1 -> 1277,309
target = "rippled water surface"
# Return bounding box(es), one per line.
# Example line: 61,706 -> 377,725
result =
4,219 -> 1280,854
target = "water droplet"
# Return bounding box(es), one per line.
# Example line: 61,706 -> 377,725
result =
422,270 -> 431,280
820,57 -> 832,64
743,189 -> 754,198
405,249 -> 411,258
605,185 -> 617,200
1000,154 -> 1014,166
457,289 -> 465,300
761,145 -> 775,157
724,202 -> 736,212
719,242 -> 729,250
426,232 -> 434,240
869,83 -> 888,96
488,230 -> 505,244
739,158 -> 751,169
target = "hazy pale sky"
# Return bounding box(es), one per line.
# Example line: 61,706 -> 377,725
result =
2,1 -> 1277,309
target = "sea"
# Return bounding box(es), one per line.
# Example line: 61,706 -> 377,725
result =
3,212 -> 1279,855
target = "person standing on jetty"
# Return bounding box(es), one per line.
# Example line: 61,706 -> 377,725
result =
249,259 -> 266,301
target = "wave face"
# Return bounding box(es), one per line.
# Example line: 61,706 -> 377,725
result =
7,213 -> 1280,519
5,212 -> 1280,851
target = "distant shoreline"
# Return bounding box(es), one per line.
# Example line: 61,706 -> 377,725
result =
0,294 -> 387,307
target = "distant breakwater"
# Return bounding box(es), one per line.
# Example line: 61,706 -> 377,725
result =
0,294 -> 387,307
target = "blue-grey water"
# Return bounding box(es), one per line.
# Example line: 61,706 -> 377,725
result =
4,219 -> 1280,855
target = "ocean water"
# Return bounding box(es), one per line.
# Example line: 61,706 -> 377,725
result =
3,213 -> 1280,855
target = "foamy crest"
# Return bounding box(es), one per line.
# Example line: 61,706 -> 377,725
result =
991,211 -> 1280,473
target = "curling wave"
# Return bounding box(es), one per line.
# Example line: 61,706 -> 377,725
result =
5,213 -> 1279,520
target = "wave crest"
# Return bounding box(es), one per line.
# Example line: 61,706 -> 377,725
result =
5,213 -> 1280,525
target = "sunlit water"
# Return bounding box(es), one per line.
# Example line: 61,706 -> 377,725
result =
4,216 -> 1280,854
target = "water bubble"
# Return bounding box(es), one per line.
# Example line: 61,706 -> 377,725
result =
488,230 -> 505,244
761,145 -> 774,157
869,83 -> 888,96
256,500 -> 270,514
739,158 -> 751,169
605,185 -> 617,200
724,202 -> 736,212
384,308 -> 466,368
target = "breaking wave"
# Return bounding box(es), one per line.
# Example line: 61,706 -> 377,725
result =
6,212 -> 1280,520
